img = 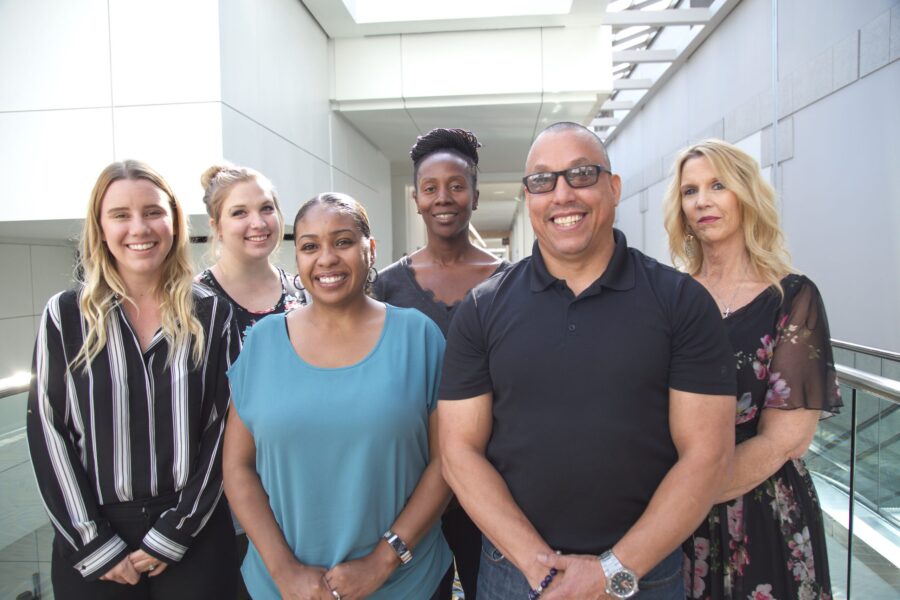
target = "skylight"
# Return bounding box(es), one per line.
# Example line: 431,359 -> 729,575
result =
345,0 -> 574,24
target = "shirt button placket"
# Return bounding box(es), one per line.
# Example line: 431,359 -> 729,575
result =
567,303 -> 577,334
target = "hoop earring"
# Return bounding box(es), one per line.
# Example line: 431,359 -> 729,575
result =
367,266 -> 378,284
293,274 -> 306,291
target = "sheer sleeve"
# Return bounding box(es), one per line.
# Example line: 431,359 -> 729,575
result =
764,276 -> 842,416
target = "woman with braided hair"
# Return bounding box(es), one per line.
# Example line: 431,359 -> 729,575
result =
373,127 -> 507,599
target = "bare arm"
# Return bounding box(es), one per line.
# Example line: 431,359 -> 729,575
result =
439,394 -> 554,589
222,406 -> 331,600
541,389 -> 735,599
613,389 -> 734,575
716,407 -> 820,502
384,409 -> 452,548
324,410 -> 452,599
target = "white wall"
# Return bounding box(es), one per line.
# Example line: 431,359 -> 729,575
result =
0,0 -> 224,222
334,27 -> 612,103
607,0 -> 900,352
0,0 -> 393,254
219,0 -> 393,265
508,201 -> 535,263
0,241 -> 76,379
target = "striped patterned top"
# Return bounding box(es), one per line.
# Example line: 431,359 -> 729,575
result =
26,284 -> 239,580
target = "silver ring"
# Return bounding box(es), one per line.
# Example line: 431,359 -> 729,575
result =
331,590 -> 341,600
148,564 -> 157,571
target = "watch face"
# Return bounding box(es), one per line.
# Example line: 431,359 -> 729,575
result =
610,571 -> 637,597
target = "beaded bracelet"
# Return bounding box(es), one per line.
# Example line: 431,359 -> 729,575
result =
527,567 -> 558,599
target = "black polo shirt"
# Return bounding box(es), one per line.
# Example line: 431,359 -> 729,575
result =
439,229 -> 736,554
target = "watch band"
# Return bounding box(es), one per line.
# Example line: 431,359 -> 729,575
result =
382,530 -> 413,564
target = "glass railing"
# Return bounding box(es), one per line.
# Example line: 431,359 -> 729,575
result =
805,341 -> 900,599
0,374 -> 50,600
1,343 -> 898,599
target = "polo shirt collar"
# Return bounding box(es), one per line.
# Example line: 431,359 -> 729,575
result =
529,228 -> 635,294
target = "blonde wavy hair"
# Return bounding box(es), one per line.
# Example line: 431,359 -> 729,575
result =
662,139 -> 793,296
200,163 -> 284,259
73,160 -> 204,369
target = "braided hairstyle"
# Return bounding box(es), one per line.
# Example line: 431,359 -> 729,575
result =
410,128 -> 481,190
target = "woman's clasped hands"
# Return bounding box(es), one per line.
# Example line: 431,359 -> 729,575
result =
98,550 -> 168,584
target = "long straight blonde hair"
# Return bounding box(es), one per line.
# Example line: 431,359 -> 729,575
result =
662,139 -> 794,296
73,160 -> 204,369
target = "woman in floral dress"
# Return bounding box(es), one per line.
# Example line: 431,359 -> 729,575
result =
663,139 -> 842,600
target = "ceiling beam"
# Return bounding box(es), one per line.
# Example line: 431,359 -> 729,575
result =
606,0 -> 743,144
592,117 -> 621,127
602,100 -> 635,110
613,49 -> 678,63
613,78 -> 654,90
603,8 -> 710,27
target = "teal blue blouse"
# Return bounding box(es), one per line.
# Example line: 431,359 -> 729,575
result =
227,305 -> 451,600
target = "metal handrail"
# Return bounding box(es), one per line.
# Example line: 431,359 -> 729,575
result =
835,364 -> 900,405
832,338 -> 900,362
0,373 -> 31,400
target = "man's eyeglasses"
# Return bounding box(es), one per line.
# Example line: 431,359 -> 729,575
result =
522,164 -> 611,194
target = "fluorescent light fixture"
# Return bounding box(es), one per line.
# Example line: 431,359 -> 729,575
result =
346,0 -> 573,23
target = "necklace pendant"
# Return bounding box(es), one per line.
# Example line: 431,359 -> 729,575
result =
723,307 -> 731,318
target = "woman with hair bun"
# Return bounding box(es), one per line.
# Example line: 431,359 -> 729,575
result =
663,139 -> 841,600
197,164 -> 305,342
197,164 -> 305,598
27,160 -> 238,599
373,128 -> 506,599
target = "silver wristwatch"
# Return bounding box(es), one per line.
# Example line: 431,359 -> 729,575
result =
599,550 -> 639,599
382,530 -> 412,564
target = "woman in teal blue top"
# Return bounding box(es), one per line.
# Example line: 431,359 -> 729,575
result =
223,192 -> 452,600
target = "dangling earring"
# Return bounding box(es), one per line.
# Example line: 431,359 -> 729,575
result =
367,266 -> 379,284
684,231 -> 696,260
293,274 -> 305,291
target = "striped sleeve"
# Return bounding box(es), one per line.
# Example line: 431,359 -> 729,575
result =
140,298 -> 239,563
26,294 -> 129,580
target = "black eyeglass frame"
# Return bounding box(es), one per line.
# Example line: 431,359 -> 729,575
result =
521,164 -> 612,194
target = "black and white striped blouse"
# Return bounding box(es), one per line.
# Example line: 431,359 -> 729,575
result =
26,284 -> 239,580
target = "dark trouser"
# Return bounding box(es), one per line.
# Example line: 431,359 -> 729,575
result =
51,494 -> 237,600
477,535 -> 684,600
430,566 -> 455,600
235,532 -> 251,600
436,506 -> 481,599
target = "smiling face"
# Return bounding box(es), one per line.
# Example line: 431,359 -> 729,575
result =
413,151 -> 478,240
294,203 -> 375,306
99,178 -> 175,289
679,155 -> 744,248
524,128 -> 621,267
214,179 -> 280,261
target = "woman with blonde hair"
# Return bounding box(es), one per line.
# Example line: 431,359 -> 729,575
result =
27,160 -> 239,599
663,140 -> 841,599
197,164 -> 305,341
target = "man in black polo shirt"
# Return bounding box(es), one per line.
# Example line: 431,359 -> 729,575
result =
438,122 -> 736,599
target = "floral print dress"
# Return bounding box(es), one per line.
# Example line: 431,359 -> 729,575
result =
196,267 -> 306,341
684,275 -> 842,600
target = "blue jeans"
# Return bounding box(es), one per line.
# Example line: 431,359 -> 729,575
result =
477,536 -> 684,600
